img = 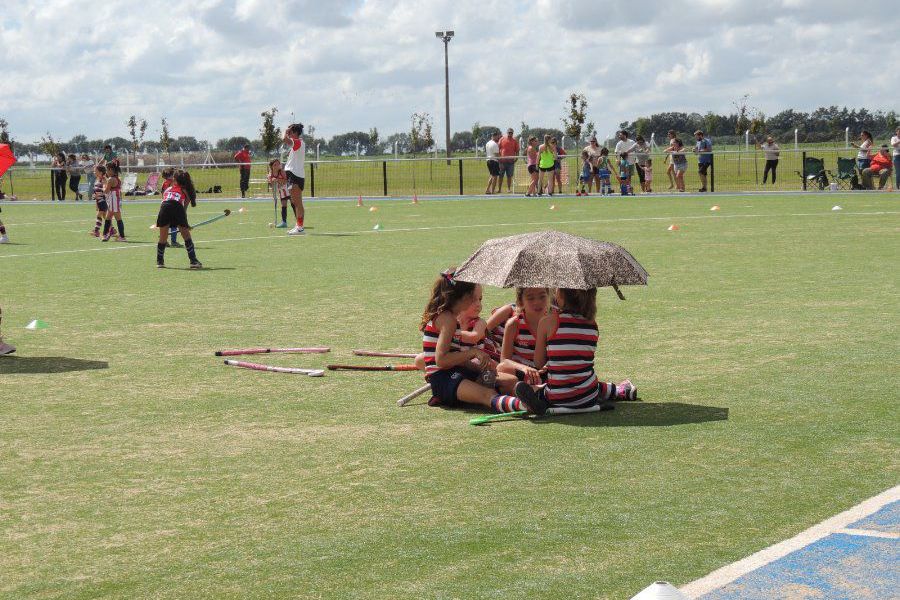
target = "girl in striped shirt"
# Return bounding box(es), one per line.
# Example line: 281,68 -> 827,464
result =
420,269 -> 547,414
499,287 -> 551,386
533,288 -> 635,409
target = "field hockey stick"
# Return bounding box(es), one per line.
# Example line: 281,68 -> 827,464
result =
191,209 -> 231,229
352,350 -> 418,359
326,364 -> 419,372
469,411 -> 528,426
272,181 -> 280,223
397,383 -> 431,406
215,347 -> 330,357
223,359 -> 324,377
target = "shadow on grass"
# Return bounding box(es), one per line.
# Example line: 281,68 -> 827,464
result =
529,402 -> 729,428
0,356 -> 109,374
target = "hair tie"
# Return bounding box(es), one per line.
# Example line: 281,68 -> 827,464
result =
441,269 -> 456,286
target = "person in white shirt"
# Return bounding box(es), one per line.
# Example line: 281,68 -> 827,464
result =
484,131 -> 501,194
850,130 -> 874,171
890,127 -> 900,190
282,123 -> 307,235
614,130 -> 637,158
756,136 -> 781,185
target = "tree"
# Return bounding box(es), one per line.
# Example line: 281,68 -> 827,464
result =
409,112 -> 435,154
39,132 -> 60,157
160,118 -> 172,157
562,93 -> 593,142
173,136 -> 201,151
0,118 -> 11,145
126,115 -> 148,153
450,131 -> 474,152
259,107 -> 280,156
383,132 -> 410,154
471,122 -> 482,144
216,136 -> 253,151
327,131 -> 375,156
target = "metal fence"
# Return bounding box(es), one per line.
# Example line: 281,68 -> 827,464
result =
0,147 -> 891,202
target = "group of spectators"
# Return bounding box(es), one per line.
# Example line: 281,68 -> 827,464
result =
49,145 -> 119,201
852,128 -> 900,190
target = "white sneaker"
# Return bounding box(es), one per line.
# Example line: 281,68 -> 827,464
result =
0,341 -> 15,355
0,235 -> 8,244
288,226 -> 305,236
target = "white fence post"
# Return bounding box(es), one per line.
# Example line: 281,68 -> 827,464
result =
845,127 -> 850,148
356,141 -> 360,157
745,129 -> 750,151
794,129 -> 799,150
316,143 -> 320,161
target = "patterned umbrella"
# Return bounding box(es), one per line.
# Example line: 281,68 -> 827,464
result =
454,230 -> 648,297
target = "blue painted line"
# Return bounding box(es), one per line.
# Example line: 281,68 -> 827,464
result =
848,500 -> 900,535
700,533 -> 898,600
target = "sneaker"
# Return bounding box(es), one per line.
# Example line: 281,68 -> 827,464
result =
189,261 -> 203,269
156,262 -> 165,269
515,381 -> 548,416
101,233 -> 112,242
115,236 -> 127,242
616,379 -> 637,401
89,230 -> 100,237
0,235 -> 8,244
0,341 -> 15,355
169,241 -> 183,248
275,222 -> 288,228
288,226 -> 305,236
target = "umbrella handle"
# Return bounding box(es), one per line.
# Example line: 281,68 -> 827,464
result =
612,283 -> 626,300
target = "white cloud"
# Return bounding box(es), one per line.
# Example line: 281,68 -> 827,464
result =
1,0 -> 898,144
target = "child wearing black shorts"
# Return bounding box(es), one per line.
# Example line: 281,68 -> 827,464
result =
155,170 -> 202,269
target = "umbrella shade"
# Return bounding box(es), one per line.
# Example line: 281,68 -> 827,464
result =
454,230 -> 649,291
0,144 -> 16,179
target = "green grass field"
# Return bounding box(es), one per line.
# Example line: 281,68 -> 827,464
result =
1,192 -> 897,599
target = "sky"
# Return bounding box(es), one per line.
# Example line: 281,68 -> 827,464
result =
2,0 -> 899,145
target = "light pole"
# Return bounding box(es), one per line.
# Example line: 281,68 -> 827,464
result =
435,30 -> 454,163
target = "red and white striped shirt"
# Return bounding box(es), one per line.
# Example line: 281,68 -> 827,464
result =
544,311 -> 599,407
421,319 -> 461,377
511,312 -> 537,367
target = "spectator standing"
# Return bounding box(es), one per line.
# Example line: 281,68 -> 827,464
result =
693,130 -> 713,192
631,135 -> 651,193
51,152 -> 67,201
583,136 -> 603,192
891,127 -> 900,189
66,153 -> 82,201
757,136 -> 781,185
861,146 -> 893,190
484,131 -> 501,194
525,136 -> 539,197
81,154 -> 96,201
497,128 -> 520,193
234,144 -> 252,198
614,130 -> 637,158
552,137 -> 565,194
667,138 -> 688,192
663,129 -> 677,190
99,144 -> 119,167
851,130 -> 874,171
537,135 -> 556,196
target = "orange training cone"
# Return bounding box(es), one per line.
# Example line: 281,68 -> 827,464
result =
357,195 -> 363,207
667,224 -> 679,231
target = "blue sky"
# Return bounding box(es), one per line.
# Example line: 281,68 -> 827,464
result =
2,0 -> 898,144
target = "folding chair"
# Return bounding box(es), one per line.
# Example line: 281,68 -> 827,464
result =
830,157 -> 858,190
121,172 -> 138,195
797,156 -> 827,190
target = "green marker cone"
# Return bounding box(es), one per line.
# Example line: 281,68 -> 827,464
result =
373,224 -> 382,231
25,319 -> 49,330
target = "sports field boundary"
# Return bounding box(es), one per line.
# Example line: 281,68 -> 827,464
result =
680,485 -> 900,598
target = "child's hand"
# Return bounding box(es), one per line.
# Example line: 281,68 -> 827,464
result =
521,366 -> 542,385
471,348 -> 491,368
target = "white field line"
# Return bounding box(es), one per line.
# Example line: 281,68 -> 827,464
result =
8,209 -> 235,227
1,210 -> 897,260
681,485 -> 900,598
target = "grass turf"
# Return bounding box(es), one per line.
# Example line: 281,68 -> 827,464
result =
0,192 -> 897,599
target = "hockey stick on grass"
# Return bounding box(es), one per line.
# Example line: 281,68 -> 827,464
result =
352,350 -> 418,359
224,359 -> 324,377
215,347 -> 330,357
397,383 -> 431,406
327,364 -> 418,372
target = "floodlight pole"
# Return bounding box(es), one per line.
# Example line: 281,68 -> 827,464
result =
436,31 -> 454,164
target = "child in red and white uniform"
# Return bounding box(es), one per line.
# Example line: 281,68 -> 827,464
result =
499,287 -> 551,386
420,269 -> 546,413
283,123 -> 306,235
533,288 -> 635,409
158,167 -> 183,247
155,170 -> 202,269
268,158 -> 294,229
102,163 -> 125,241
89,165 -> 108,237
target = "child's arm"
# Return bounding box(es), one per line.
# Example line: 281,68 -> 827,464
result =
533,312 -> 558,370
499,317 -> 542,384
456,319 -> 487,344
434,312 -> 486,370
500,316 -> 519,361
485,304 -> 514,332
103,177 -> 113,192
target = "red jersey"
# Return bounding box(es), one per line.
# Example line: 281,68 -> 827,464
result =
234,149 -> 251,169
162,183 -> 190,207
160,178 -> 174,194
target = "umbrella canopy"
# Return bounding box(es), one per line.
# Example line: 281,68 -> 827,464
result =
0,144 -> 16,179
454,230 -> 648,296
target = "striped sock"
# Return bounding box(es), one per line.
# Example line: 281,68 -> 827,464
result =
93,217 -> 101,233
598,382 -> 616,402
490,395 -> 523,413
